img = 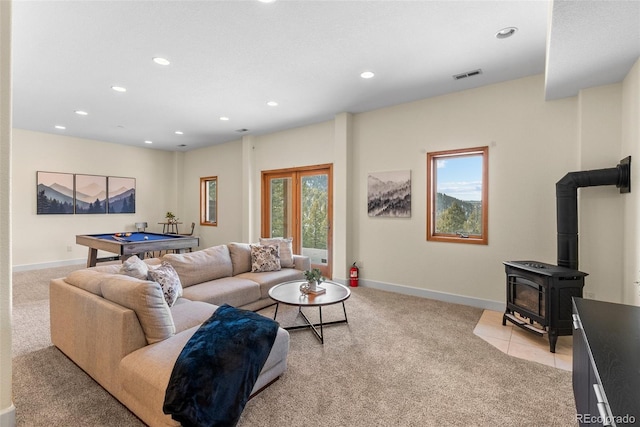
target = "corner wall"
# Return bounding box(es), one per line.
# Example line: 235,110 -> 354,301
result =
0,0 -> 15,424
622,58 -> 640,305
577,84 -> 625,303
352,74 -> 578,306
11,130 -> 179,268
179,73 -> 633,310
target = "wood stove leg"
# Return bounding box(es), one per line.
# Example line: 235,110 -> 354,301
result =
548,330 -> 558,353
502,309 -> 511,326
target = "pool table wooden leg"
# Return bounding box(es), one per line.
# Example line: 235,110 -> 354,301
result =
87,248 -> 98,268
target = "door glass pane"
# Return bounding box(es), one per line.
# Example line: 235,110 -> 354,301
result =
270,177 -> 292,238
300,174 -> 328,266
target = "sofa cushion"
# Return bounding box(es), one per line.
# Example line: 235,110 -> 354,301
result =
250,244 -> 281,273
65,269 -> 108,296
100,274 -> 176,344
170,299 -> 218,334
90,264 -> 123,274
259,237 -> 294,268
180,276 -> 261,308
237,268 -> 305,299
119,324 -> 290,420
228,242 -> 252,276
148,261 -> 183,307
120,255 -> 149,280
162,245 -> 232,287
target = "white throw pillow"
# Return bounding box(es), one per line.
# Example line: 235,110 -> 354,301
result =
119,255 -> 149,280
259,237 -> 294,268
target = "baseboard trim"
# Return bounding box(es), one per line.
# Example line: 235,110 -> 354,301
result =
0,404 -> 16,427
12,258 -> 85,273
349,278 -> 504,312
12,263 -> 505,312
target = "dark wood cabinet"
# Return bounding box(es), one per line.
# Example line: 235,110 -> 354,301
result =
572,298 -> 640,427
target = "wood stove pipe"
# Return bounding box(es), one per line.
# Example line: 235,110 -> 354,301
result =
556,156 -> 631,270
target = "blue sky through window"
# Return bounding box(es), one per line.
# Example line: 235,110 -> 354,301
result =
436,155 -> 482,202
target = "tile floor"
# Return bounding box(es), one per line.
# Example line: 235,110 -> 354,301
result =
473,309 -> 573,371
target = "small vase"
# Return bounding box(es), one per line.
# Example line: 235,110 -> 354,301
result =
299,282 -> 310,295
308,280 -> 318,292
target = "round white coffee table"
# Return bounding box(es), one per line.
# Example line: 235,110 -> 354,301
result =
268,280 -> 350,344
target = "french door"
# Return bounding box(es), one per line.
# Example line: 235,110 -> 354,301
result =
261,164 -> 333,278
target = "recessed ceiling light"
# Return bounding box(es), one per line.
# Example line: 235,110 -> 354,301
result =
220,116 -> 230,121
258,0 -> 276,3
144,140 -> 153,144
75,110 -> 88,116
111,86 -> 127,92
153,57 -> 171,66
495,27 -> 518,39
54,125 -> 66,130
175,130 -> 184,135
360,71 -> 375,79
267,101 -> 279,107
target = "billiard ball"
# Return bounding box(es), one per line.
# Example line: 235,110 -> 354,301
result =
144,236 -> 149,240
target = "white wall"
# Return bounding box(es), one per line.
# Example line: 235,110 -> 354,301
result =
622,58 -> 640,305
0,1 -> 15,424
12,70 -> 639,310
177,73 -> 634,310
577,84 -> 625,303
352,74 -> 579,306
248,120 -> 335,245
181,138 -> 245,249
11,129 -> 178,268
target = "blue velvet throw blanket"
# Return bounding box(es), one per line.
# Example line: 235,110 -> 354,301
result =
163,304 -> 279,427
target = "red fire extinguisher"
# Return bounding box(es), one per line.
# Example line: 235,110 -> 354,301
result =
350,262 -> 359,287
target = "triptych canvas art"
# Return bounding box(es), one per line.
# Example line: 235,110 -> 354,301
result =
37,171 -> 136,215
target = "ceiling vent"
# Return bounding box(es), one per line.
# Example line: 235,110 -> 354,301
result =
453,69 -> 483,80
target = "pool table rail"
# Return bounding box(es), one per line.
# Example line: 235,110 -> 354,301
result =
76,232 -> 199,267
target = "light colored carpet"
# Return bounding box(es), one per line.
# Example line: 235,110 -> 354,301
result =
12,265 -> 577,426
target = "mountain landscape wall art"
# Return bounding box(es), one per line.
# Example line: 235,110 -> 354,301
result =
37,171 -> 136,215
108,176 -> 136,213
75,174 -> 108,214
367,170 -> 411,217
36,171 -> 74,214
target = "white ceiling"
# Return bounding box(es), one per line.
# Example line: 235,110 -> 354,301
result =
11,0 -> 640,152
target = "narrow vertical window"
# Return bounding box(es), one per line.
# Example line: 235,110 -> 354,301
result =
200,176 -> 217,226
427,146 -> 488,244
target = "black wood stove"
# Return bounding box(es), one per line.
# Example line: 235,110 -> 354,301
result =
502,260 -> 587,353
502,157 -> 630,353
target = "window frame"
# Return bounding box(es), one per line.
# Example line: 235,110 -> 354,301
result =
426,146 -> 488,245
200,176 -> 218,227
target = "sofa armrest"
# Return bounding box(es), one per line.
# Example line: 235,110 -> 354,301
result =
50,278 -> 147,396
292,255 -> 311,271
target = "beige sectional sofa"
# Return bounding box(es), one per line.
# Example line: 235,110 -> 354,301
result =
50,242 -> 310,427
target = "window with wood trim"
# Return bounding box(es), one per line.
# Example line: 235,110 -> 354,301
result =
427,146 -> 488,244
200,176 -> 217,226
